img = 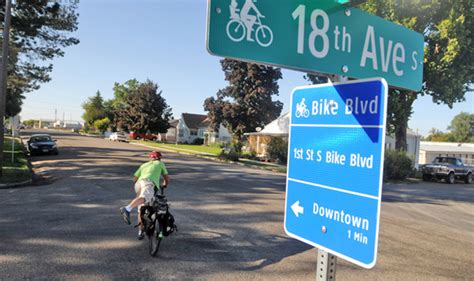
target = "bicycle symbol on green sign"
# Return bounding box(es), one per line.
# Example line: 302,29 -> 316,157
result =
227,0 -> 273,47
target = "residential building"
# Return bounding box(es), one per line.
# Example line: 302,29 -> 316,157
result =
245,113 -> 421,167
245,113 -> 289,157
157,120 -> 179,143
385,129 -> 421,168
419,141 -> 474,166
174,113 -> 232,144
53,120 -> 83,130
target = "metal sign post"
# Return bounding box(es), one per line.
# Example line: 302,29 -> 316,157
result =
317,249 -> 337,281
314,74 -> 346,281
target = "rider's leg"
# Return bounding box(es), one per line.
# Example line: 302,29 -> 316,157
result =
243,16 -> 256,41
128,197 -> 146,210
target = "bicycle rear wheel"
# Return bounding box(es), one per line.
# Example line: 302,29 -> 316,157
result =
148,220 -> 163,256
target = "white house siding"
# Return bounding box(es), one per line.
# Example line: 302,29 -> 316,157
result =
176,120 -> 189,143
385,132 -> 421,168
419,142 -> 474,166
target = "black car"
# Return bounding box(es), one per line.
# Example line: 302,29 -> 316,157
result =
27,134 -> 58,156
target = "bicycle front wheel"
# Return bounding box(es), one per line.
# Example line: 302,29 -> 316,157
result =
149,220 -> 163,256
255,25 -> 273,47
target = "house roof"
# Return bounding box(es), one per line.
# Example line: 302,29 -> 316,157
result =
182,113 -> 210,129
169,119 -> 179,128
245,113 -> 289,136
420,141 -> 474,153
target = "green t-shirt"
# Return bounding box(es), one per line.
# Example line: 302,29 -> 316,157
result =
134,160 -> 168,188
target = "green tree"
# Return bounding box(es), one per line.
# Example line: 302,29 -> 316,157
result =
22,119 -> 35,127
305,1 -> 473,151
116,80 -> 172,134
267,137 -> 288,164
2,0 -> 79,117
111,79 -> 139,108
204,59 -> 283,147
82,91 -> 106,129
361,0 -> 473,150
424,128 -> 452,142
106,79 -> 139,130
447,112 -> 474,142
93,117 -> 110,134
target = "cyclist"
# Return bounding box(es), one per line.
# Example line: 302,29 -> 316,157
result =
229,0 -> 239,20
240,0 -> 263,41
296,98 -> 307,116
120,151 -> 170,239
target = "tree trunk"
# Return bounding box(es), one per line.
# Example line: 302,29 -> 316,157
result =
392,91 -> 417,151
395,117 -> 408,151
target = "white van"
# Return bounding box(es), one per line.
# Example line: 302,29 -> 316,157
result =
108,132 -> 128,142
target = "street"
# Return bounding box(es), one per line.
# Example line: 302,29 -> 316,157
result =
0,130 -> 473,280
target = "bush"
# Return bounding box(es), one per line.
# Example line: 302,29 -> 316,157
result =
219,150 -> 240,161
192,138 -> 204,145
93,117 -> 110,133
267,137 -> 288,164
384,150 -> 413,180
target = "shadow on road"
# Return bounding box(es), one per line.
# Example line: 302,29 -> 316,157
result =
382,181 -> 473,204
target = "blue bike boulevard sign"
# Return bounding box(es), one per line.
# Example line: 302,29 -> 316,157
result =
284,78 -> 388,268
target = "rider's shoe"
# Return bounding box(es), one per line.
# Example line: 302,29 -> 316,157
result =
120,207 -> 131,225
137,229 -> 145,240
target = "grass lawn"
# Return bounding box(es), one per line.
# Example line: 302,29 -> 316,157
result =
132,140 -> 288,173
132,141 -> 222,155
0,137 -> 31,184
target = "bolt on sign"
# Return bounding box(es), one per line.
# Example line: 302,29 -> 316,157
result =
206,0 -> 424,91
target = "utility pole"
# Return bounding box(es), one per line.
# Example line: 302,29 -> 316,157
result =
0,0 -> 12,178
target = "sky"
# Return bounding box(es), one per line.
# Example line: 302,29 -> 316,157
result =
20,0 -> 473,136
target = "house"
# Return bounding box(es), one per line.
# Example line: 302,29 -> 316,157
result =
53,120 -> 83,130
157,120 -> 179,143
245,113 -> 289,157
419,141 -> 474,166
173,113 -> 232,144
385,129 -> 421,168
245,113 -> 421,166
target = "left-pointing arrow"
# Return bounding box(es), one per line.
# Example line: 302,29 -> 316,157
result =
291,201 -> 304,217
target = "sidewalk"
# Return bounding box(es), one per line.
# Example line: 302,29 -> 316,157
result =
130,142 -> 287,173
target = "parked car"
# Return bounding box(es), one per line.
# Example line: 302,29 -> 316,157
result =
422,157 -> 473,184
27,134 -> 58,156
109,132 -> 128,142
129,131 -> 157,141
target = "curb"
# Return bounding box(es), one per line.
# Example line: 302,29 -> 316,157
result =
78,132 -> 103,138
0,137 -> 34,189
129,142 -> 286,174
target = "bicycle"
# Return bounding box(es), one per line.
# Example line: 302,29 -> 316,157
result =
138,186 -> 177,256
295,107 -> 310,118
226,14 -> 273,47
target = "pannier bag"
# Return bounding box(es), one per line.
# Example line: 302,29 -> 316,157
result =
159,211 -> 177,237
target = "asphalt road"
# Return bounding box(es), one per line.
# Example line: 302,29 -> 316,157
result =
0,130 -> 472,280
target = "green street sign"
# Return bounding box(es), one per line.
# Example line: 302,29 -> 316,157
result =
207,0 -> 424,91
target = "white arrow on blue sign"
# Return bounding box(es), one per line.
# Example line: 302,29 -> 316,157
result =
284,78 -> 388,269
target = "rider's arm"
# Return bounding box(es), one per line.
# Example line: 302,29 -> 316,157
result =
162,174 -> 170,188
133,176 -> 138,183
